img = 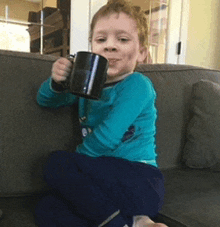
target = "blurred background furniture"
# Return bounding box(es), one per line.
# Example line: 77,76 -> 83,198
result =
28,0 -> 70,56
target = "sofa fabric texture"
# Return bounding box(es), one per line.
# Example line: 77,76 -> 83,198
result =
161,167 -> 220,227
0,50 -> 81,195
1,50 -> 220,227
136,64 -> 220,170
183,80 -> 220,171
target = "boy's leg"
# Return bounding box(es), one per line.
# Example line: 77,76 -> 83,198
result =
72,155 -> 165,220
35,193 -> 91,227
43,151 -> 130,226
43,151 -> 164,226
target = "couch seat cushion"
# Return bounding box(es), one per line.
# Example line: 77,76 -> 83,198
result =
160,167 -> 220,227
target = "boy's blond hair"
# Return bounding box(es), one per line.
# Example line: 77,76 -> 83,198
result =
89,0 -> 148,48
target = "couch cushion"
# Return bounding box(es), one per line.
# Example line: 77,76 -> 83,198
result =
136,64 -> 220,169
182,80 -> 220,171
0,50 -> 82,195
160,167 -> 220,227
0,194 -> 184,227
1,54 -> 220,195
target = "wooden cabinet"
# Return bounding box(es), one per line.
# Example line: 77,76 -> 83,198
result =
28,6 -> 70,57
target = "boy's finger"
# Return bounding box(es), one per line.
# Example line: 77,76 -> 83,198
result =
55,75 -> 67,82
58,63 -> 72,73
53,68 -> 69,78
58,57 -> 72,68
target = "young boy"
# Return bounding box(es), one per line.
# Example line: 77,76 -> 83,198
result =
35,0 -> 166,226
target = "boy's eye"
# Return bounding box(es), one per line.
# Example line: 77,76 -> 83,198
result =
96,38 -> 106,43
119,38 -> 129,42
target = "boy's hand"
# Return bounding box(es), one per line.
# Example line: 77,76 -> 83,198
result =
51,58 -> 72,83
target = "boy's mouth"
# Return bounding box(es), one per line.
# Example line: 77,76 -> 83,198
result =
108,58 -> 120,65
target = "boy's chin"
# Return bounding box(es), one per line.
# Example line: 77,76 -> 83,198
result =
107,69 -> 127,79
107,68 -> 117,76
107,67 -> 134,78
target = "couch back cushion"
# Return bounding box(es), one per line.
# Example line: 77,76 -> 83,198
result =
136,64 -> 220,169
1,50 -> 220,195
0,51 -> 82,195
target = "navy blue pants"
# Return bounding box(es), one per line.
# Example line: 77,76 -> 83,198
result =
35,151 -> 165,227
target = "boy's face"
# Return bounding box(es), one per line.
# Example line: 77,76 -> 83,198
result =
91,12 -> 147,83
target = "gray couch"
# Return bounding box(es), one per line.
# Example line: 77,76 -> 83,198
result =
1,50 -> 220,227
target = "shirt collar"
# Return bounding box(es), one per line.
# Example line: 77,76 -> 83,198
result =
104,73 -> 131,88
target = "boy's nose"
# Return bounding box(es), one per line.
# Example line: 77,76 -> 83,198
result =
104,46 -> 117,52
104,39 -> 117,52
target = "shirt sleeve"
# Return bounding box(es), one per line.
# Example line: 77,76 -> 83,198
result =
76,73 -> 156,156
37,77 -> 78,108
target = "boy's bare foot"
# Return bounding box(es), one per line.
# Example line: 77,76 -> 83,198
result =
134,216 -> 168,227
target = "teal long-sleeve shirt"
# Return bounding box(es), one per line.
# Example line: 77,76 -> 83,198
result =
37,72 -> 158,167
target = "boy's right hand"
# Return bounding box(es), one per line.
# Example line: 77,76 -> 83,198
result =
51,57 -> 72,84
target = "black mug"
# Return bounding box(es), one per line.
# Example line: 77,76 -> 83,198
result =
67,51 -> 108,100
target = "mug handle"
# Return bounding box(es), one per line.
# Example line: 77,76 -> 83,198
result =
68,54 -> 76,59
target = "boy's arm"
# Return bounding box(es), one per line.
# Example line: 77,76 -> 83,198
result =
76,73 -> 156,156
37,77 -> 78,108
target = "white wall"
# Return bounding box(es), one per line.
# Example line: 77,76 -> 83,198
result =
186,0 -> 220,69
70,0 -> 107,54
165,0 -> 189,64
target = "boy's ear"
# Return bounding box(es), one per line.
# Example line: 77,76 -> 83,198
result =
137,46 -> 148,64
